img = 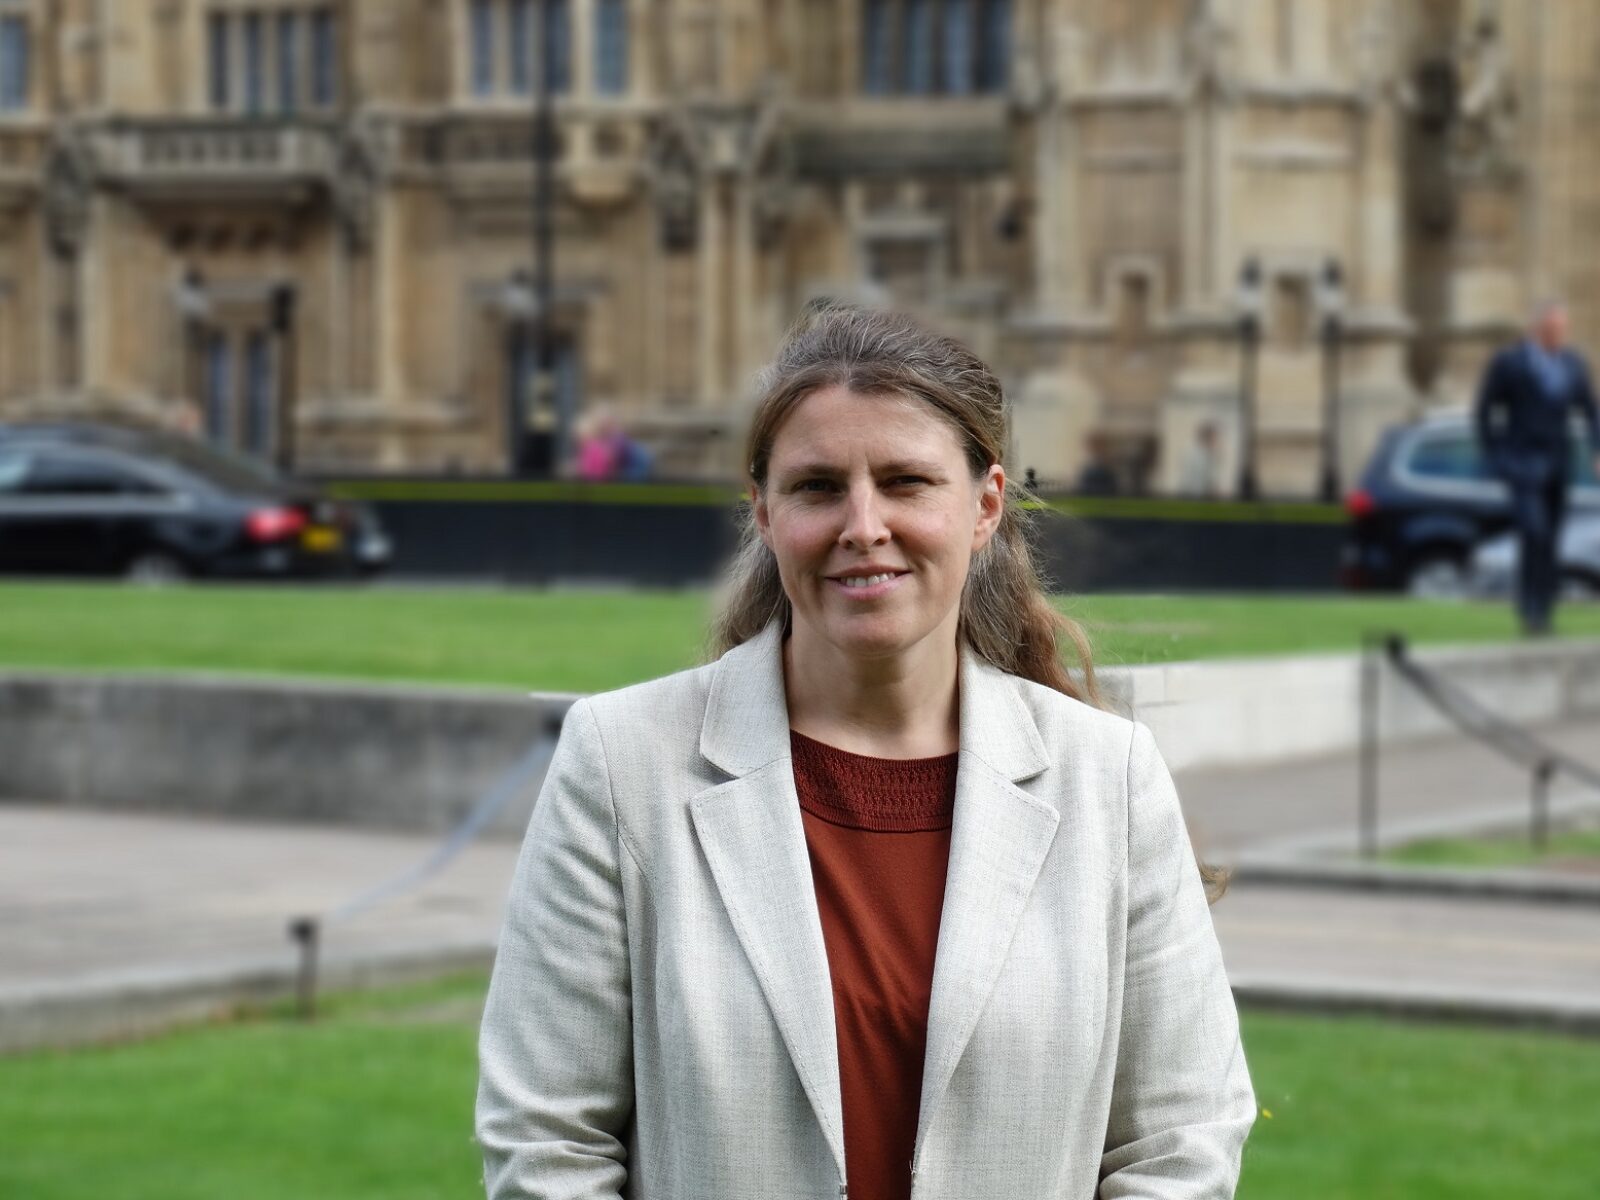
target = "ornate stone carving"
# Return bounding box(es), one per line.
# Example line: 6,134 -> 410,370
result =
1452,16 -> 1519,175
647,119 -> 699,252
1179,9 -> 1236,102
44,136 -> 95,258
333,124 -> 381,252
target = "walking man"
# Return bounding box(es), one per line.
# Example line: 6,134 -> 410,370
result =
1473,300 -> 1600,634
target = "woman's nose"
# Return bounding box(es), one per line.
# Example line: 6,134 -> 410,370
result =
839,484 -> 891,548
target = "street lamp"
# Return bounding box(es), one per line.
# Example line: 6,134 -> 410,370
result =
1234,256 -> 1264,500
173,267 -> 212,438
502,268 -> 552,475
270,283 -> 298,474
1315,258 -> 1346,503
526,0 -> 568,478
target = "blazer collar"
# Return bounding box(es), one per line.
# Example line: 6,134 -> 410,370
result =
690,617 -> 1060,1178
699,617 -> 1051,784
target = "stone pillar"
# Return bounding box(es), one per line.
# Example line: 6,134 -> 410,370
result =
732,173 -> 756,392
374,190 -> 405,408
1357,94 -> 1403,315
1032,100 -> 1080,314
1180,96 -> 1209,310
697,177 -> 724,405
573,0 -> 596,97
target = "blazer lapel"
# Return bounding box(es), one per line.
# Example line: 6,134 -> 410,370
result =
914,647 -> 1060,1164
688,620 -> 1063,1180
689,620 -> 848,1179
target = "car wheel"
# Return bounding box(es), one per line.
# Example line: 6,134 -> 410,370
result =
1405,552 -> 1470,600
125,551 -> 190,586
1560,573 -> 1600,602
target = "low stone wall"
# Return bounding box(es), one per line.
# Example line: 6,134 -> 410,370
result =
3,637 -> 1597,830
1110,637 -> 1600,772
0,673 -> 575,837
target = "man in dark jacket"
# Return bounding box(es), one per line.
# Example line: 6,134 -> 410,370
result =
1473,300 -> 1600,634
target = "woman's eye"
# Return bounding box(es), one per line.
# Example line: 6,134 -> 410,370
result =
890,476 -> 927,487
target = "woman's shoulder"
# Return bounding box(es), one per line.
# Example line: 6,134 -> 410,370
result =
578,656 -> 721,730
1004,669 -> 1140,757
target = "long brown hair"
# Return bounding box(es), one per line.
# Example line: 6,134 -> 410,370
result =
708,303 -> 1229,902
709,302 -> 1099,706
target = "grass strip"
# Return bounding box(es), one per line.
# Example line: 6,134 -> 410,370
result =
2,584 -> 1598,692
2,972 -> 1597,1200
1383,828 -> 1600,870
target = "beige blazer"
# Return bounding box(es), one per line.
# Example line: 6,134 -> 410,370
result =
476,618 -> 1255,1199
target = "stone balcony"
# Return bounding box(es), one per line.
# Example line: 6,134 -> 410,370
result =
90,119 -> 339,201
788,98 -> 1011,178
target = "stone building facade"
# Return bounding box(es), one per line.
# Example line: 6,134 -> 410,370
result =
0,0 -> 1591,492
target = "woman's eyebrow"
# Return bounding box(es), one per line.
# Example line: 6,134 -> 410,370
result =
780,458 -> 944,478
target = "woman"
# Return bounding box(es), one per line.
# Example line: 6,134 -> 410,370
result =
476,306 -> 1255,1199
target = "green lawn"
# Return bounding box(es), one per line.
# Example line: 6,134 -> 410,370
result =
1385,828 -> 1600,870
1,973 -> 1596,1200
2,582 -> 1597,692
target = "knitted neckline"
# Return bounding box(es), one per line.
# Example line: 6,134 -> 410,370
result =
789,729 -> 958,833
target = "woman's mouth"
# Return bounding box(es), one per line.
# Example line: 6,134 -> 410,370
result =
827,571 -> 908,599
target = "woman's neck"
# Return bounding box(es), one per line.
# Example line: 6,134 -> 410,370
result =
781,623 -> 960,759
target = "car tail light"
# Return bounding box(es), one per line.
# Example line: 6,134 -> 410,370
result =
1344,489 -> 1377,519
246,506 -> 308,542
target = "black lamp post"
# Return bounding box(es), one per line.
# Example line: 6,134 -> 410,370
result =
270,283 -> 297,474
174,267 -> 212,438
525,0 -> 566,478
1234,256 -> 1264,500
1316,258 -> 1345,503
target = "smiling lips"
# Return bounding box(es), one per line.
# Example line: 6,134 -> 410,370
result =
827,569 -> 909,597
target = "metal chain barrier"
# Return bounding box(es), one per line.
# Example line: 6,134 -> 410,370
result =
1360,633 -> 1600,857
287,706 -> 570,1018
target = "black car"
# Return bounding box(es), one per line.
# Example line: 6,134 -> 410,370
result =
1342,409 -> 1600,597
0,422 -> 392,581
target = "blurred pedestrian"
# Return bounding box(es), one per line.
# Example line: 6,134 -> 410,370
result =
1473,299 -> 1600,634
1179,420 -> 1223,497
477,305 -> 1254,1200
575,409 -> 621,481
1075,431 -> 1119,495
613,428 -> 655,481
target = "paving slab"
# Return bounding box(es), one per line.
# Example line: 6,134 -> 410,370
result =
6,790 -> 1600,1051
1173,716 -> 1600,859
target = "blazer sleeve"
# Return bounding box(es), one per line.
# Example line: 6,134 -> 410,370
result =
1572,352 -> 1600,451
476,697 -> 634,1200
1474,351 -> 1507,469
1099,721 -> 1256,1199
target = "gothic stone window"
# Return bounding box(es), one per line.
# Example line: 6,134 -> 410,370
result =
471,0 -> 613,99
862,0 -> 1010,96
208,3 -> 339,114
0,1 -> 30,111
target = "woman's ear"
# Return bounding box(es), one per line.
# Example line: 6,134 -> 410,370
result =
751,484 -> 772,551
972,464 -> 1005,552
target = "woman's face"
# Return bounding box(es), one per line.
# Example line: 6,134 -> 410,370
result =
753,385 -> 1004,664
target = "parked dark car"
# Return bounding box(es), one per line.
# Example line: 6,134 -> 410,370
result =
1471,512 -> 1600,600
1342,409 -> 1600,597
0,422 -> 392,581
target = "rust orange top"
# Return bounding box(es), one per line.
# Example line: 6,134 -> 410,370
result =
790,728 -> 959,1200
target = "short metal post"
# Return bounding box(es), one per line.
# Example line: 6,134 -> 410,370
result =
1358,632 -> 1383,859
288,916 -> 320,1021
1531,759 -> 1556,852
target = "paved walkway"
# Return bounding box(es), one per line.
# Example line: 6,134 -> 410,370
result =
4,717 -> 1600,1048
1173,716 -> 1600,859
